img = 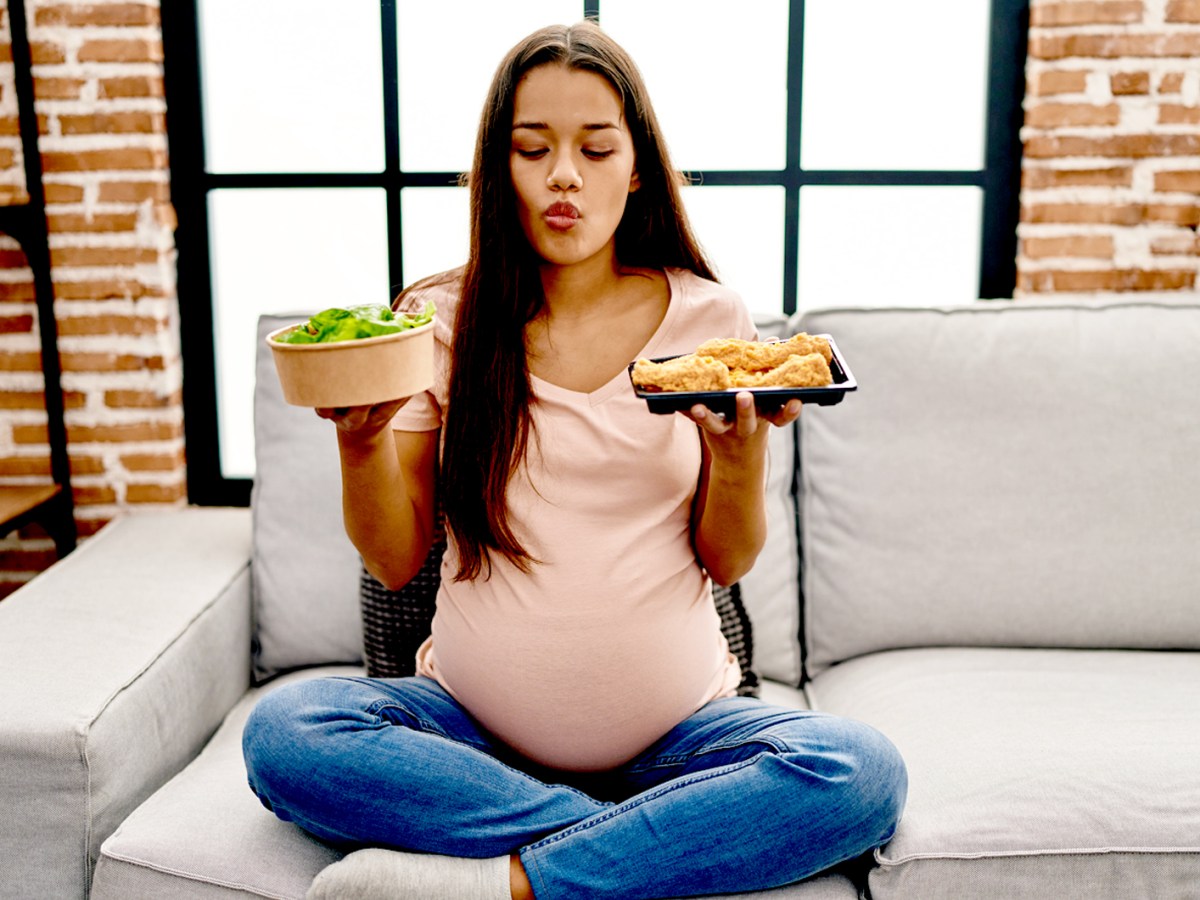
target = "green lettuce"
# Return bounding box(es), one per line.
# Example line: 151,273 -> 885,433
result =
278,301 -> 435,344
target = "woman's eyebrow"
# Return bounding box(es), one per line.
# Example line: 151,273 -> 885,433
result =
512,121 -> 622,132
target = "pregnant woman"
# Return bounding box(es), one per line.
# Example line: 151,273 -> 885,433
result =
242,20 -> 907,900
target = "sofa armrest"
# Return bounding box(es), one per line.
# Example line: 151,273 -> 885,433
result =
0,507 -> 252,900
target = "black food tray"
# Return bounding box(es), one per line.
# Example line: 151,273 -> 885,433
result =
628,334 -> 857,416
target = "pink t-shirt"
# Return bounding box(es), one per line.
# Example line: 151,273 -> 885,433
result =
391,268 -> 757,771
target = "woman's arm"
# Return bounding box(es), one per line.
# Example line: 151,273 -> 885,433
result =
690,393 -> 802,586
319,401 -> 439,591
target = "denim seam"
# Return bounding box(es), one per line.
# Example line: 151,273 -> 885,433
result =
327,676 -> 461,736
471,748 -> 609,808
400,723 -> 608,809
525,754 -> 764,851
520,846 -> 551,900
364,698 -> 450,740
625,735 -> 788,773
359,697 -> 605,808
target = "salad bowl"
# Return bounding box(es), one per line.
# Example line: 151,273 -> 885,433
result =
267,305 -> 435,408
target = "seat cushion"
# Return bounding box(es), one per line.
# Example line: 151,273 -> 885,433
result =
805,647 -> 1200,899
91,666 -> 359,900
93,669 -> 849,900
758,676 -> 809,710
795,300 -> 1200,675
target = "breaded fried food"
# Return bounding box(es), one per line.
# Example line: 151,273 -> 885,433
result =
632,354 -> 732,392
696,332 -> 832,372
732,352 -> 832,388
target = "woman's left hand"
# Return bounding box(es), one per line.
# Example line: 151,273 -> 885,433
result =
683,393 -> 802,462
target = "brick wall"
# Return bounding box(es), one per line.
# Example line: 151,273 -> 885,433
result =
0,0 -> 181,597
1020,0 -> 1200,293
0,1 -> 1195,594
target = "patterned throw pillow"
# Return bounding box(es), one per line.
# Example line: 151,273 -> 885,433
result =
360,524 -> 760,697
359,527 -> 445,682
713,580 -> 760,697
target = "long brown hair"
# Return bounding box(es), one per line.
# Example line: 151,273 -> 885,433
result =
440,21 -> 715,581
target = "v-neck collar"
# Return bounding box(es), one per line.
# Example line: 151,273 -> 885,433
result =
530,268 -> 683,406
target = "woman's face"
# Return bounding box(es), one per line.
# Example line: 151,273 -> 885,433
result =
509,64 -> 639,269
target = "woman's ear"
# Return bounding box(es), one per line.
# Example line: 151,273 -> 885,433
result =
629,168 -> 641,193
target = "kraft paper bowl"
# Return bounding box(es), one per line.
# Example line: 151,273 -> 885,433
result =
266,319 -> 435,408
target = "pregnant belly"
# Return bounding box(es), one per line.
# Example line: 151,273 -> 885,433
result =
424,601 -> 737,771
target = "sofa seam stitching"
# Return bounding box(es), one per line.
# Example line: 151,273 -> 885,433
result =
876,846 -> 1200,867
98,847 -> 291,899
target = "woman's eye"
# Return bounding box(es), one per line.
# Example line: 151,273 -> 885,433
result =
515,148 -> 548,159
582,148 -> 614,160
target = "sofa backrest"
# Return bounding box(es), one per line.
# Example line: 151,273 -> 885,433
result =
251,314 -> 364,681
795,299 -> 1200,677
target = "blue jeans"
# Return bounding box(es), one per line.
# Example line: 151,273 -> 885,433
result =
242,676 -> 906,899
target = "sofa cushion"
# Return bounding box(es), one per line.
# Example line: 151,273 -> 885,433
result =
795,300 -> 1200,676
252,315 -> 364,681
93,669 -> 849,900
805,647 -> 1200,899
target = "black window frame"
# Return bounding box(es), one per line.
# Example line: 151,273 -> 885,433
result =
162,0 -> 1028,507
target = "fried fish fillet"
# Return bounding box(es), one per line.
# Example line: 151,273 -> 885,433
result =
731,352 -> 832,388
632,354 -> 732,392
695,332 -> 832,372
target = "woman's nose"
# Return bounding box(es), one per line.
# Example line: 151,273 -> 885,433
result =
547,154 -> 581,191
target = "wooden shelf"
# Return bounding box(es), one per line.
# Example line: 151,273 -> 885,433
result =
0,484 -> 60,525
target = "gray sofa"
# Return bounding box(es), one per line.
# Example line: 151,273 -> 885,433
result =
1,298 -> 1197,900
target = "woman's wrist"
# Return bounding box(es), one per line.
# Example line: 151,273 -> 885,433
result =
702,427 -> 770,479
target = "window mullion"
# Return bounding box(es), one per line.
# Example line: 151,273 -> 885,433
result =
979,0 -> 1029,299
382,0 -> 404,296
783,0 -> 806,316
162,0 -> 246,505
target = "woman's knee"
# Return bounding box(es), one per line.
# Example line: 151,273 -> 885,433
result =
242,680 -> 308,790
846,718 -> 907,840
241,677 -> 362,798
805,715 -> 908,844
771,713 -> 908,846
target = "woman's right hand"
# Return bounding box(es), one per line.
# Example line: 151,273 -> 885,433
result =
315,397 -> 412,438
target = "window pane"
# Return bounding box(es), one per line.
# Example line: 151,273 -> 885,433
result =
208,189 -> 389,478
603,1 -> 788,171
199,1 -> 384,173
797,186 -> 982,309
401,187 -> 470,287
683,186 -> 785,318
801,0 -> 991,171
398,1 -> 582,173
